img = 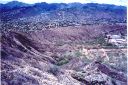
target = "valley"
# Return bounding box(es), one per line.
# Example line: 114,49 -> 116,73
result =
0,1 -> 127,85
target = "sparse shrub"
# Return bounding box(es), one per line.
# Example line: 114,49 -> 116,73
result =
48,66 -> 59,76
75,50 -> 82,57
95,36 -> 106,45
83,56 -> 92,63
56,58 -> 69,66
105,43 -> 118,49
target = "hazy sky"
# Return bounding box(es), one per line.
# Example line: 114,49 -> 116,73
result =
0,0 -> 127,6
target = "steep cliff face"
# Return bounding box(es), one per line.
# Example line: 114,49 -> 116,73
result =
1,25 -> 127,85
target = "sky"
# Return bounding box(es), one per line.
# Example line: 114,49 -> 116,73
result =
0,0 -> 127,6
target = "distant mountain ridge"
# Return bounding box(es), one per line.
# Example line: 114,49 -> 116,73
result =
0,1 -> 126,17
0,1 -> 126,12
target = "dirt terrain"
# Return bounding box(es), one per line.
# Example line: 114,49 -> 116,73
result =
1,25 -> 127,85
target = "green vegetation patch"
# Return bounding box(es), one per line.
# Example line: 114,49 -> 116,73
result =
56,58 -> 69,66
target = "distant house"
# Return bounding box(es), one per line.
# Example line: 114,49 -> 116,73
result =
106,34 -> 126,47
111,35 -> 121,39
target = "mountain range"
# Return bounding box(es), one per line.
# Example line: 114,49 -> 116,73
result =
0,1 -> 126,14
